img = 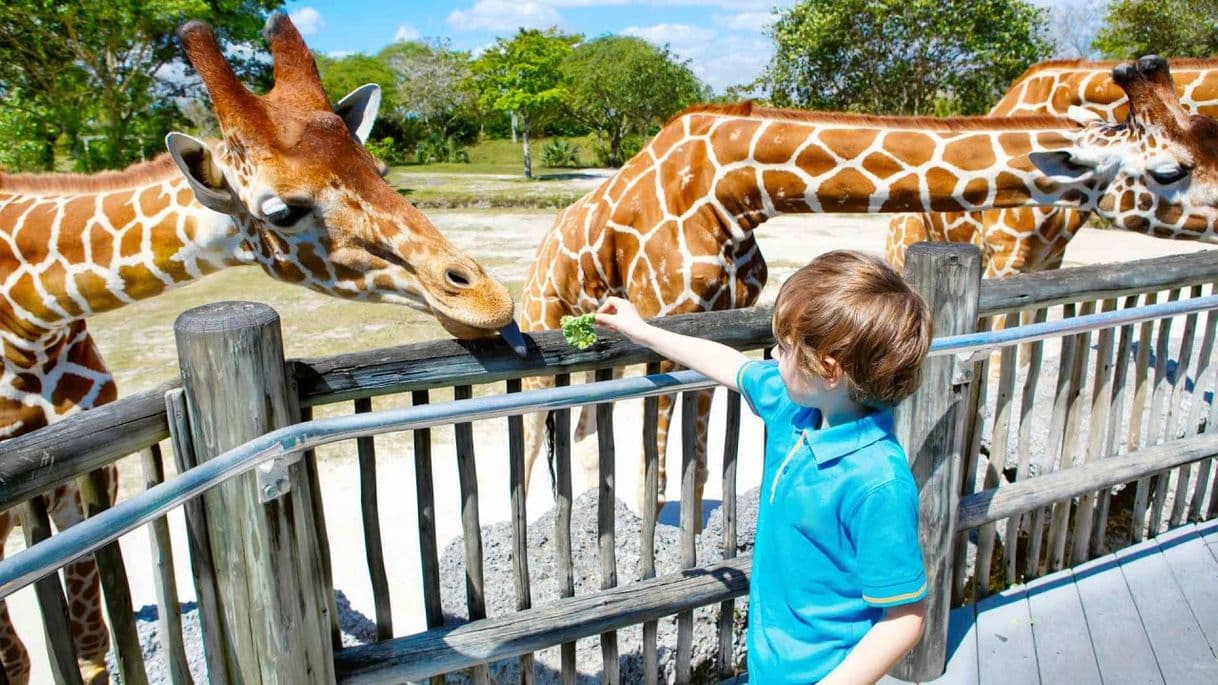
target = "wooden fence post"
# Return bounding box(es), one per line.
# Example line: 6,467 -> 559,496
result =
173,301 -> 334,684
891,243 -> 982,681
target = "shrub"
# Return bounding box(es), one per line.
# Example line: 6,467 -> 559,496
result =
542,138 -> 583,167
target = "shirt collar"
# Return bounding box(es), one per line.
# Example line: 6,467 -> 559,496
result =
797,408 -> 895,465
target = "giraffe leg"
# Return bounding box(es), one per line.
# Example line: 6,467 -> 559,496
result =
0,511 -> 32,685
523,375 -> 558,497
47,473 -> 115,685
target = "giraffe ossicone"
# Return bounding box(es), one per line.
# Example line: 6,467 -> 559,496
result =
0,11 -> 516,685
521,55 -> 1218,518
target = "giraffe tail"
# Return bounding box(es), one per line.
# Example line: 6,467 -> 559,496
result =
544,410 -> 558,500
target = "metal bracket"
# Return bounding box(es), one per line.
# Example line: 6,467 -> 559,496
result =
164,388 -> 297,503
952,348 -> 993,385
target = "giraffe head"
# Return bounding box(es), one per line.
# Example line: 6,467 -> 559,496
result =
1029,56 -> 1218,238
164,13 -> 525,350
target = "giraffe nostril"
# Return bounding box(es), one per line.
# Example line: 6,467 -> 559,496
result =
446,268 -> 473,289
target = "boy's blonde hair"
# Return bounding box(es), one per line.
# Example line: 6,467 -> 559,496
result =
772,250 -> 932,407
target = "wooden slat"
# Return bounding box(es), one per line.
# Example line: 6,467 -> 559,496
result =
77,467 -> 148,685
140,443 -> 192,685
1146,290 -> 1181,538
594,367 -> 619,684
409,392 -> 444,672
1094,296 -> 1141,553
165,389 -> 228,685
1014,309 -> 1047,581
641,363 -> 661,685
1037,303 -> 1079,577
353,397 -> 393,641
1187,304 -> 1218,522
451,384 -> 490,685
1153,524 -> 1218,653
1070,554 -> 1160,684
717,390 -> 741,679
550,373 -> 577,684
975,585 -> 1036,685
333,556 -> 753,684
1128,292 -> 1158,543
1114,538 -> 1218,682
980,314 -> 1017,592
958,432 -> 1218,531
505,379 -> 535,684
1168,292 -> 1202,527
1072,299 -> 1117,563
1023,573 -> 1101,684
1053,301 -> 1094,571
292,400 -> 341,651
17,497 -> 83,685
935,605 -> 980,685
955,342 -> 988,601
676,391 -> 698,684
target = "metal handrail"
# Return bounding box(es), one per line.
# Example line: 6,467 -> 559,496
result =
1,292 -> 1216,598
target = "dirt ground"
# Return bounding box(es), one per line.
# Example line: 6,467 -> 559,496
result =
3,185 -> 1214,682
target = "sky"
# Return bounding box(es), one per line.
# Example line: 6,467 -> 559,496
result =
283,0 -> 799,94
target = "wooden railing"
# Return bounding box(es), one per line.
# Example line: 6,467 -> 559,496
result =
1,246 -> 1217,683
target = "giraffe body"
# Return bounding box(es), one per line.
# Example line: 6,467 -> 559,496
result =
0,13 -> 518,683
521,57 -> 1218,517
888,57 -> 1218,277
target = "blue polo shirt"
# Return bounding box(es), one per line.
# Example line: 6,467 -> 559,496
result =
737,360 -> 927,684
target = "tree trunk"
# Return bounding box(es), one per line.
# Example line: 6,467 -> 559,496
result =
511,111 -> 518,144
522,118 -> 532,179
610,130 -> 623,168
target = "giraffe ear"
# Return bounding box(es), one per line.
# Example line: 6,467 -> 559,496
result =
334,83 -> 381,144
165,133 -> 242,214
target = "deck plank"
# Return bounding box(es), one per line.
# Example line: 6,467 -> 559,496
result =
1153,524 -> 1218,654
926,604 -> 980,685
975,584 -> 1037,685
1024,571 -> 1101,684
1117,531 -> 1218,683
1197,518 -> 1218,557
1071,552 -> 1163,683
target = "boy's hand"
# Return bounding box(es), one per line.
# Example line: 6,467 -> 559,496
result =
596,296 -> 650,342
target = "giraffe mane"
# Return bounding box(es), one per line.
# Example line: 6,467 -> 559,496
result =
674,101 -> 1079,131
0,154 -> 180,195
1007,57 -> 1218,86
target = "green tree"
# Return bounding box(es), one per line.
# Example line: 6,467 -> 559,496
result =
380,40 -> 478,143
756,0 -> 1053,115
561,35 -> 706,167
1093,0 -> 1218,59
470,28 -> 579,178
0,0 -> 280,172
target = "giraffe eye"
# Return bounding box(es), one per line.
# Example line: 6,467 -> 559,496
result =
266,204 -> 313,227
1149,165 -> 1190,185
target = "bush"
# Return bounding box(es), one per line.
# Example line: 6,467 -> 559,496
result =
414,134 -> 470,164
364,137 -> 406,166
541,138 -> 582,167
593,134 -> 645,167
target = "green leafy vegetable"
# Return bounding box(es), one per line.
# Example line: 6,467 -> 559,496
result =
560,313 -> 598,350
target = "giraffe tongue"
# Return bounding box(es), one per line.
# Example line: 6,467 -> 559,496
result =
499,320 -> 529,357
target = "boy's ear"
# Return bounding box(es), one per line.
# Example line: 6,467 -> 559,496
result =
821,355 -> 843,386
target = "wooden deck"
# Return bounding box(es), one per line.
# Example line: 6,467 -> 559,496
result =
726,519 -> 1218,684
907,519 -> 1218,684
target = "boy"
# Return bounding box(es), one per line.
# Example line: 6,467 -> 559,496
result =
596,250 -> 930,684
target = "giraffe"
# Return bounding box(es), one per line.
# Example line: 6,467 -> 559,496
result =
886,57 -> 1218,277
0,13 -> 519,685
519,56 -> 1218,520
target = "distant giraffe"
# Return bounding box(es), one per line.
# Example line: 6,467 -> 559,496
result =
519,56 -> 1218,519
0,13 -> 518,685
887,57 -> 1218,277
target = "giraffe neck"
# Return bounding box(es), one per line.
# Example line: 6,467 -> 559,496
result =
0,161 -> 249,338
650,109 -> 1087,235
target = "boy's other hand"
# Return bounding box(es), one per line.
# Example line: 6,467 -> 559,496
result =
596,297 -> 649,342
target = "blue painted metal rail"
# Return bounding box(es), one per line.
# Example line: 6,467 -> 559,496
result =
2,293 -> 1217,599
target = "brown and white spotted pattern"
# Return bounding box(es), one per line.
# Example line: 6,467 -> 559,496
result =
888,56 -> 1218,277
0,13 -> 517,685
520,57 -> 1218,518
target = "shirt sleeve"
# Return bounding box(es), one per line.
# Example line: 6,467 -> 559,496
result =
849,479 -> 927,608
735,360 -> 786,419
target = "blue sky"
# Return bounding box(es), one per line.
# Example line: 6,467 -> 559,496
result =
283,0 -> 799,94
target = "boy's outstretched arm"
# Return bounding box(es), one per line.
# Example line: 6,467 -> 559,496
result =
820,600 -> 926,685
596,297 -> 747,391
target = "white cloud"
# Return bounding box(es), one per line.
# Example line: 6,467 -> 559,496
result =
448,1 -> 562,32
623,23 -> 716,51
327,50 -> 356,58
394,24 -> 421,42
289,7 -> 324,36
712,11 -> 775,33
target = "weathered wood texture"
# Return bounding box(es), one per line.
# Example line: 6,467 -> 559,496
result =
333,556 -> 752,684
139,444 -> 192,685
17,497 -> 82,685
892,243 -> 982,681
174,301 -> 333,684
958,432 -> 1218,530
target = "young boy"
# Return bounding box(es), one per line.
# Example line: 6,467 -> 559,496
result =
596,250 -> 930,684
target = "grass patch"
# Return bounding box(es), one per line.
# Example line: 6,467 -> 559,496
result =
395,134 -> 602,176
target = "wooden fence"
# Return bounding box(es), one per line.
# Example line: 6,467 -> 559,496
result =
1,245 -> 1217,684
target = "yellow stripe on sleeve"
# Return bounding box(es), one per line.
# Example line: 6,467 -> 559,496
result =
863,582 -> 927,606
